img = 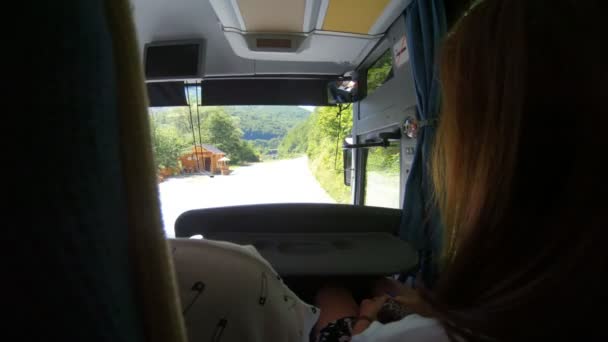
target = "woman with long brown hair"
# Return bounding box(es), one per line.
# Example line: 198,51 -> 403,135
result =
314,0 -> 608,340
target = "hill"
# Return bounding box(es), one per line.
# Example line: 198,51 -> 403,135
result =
224,106 -> 311,141
149,105 -> 312,156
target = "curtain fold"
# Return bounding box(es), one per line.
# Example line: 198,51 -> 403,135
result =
398,0 -> 447,285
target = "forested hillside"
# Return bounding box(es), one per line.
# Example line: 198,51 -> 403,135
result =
149,105 -> 312,170
224,106 -> 311,153
149,106 -> 258,169
225,106 -> 310,139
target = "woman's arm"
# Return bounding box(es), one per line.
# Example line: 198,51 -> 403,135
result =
352,317 -> 373,335
352,295 -> 389,335
374,278 -> 433,317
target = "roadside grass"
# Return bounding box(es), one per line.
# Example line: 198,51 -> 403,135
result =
309,156 -> 351,204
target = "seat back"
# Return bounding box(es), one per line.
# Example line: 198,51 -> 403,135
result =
175,203 -> 402,237
170,238 -> 319,342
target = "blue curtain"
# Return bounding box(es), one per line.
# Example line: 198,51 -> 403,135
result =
399,0 -> 447,284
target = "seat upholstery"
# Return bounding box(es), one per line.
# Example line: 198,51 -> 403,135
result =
171,238 -> 319,342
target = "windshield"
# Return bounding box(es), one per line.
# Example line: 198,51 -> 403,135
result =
150,104 -> 356,236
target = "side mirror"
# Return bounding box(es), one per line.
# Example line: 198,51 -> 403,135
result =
343,141 -> 353,186
328,72 -> 359,104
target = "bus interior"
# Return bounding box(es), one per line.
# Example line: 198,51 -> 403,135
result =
134,0 -> 456,327
21,0 -> 473,341
136,0 -> 433,301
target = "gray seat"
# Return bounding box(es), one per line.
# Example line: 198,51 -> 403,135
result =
175,204 -> 417,276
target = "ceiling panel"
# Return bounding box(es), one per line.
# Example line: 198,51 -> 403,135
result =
322,0 -> 391,34
238,0 -> 306,32
132,0 -> 405,76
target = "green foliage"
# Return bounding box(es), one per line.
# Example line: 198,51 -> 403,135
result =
277,119 -> 313,157
252,138 -> 281,155
316,106 -> 353,140
149,105 -> 313,167
224,106 -> 311,140
149,107 -> 194,141
238,141 -> 260,163
367,144 -> 400,174
150,123 -> 188,170
201,108 -> 243,147
367,49 -> 394,95
149,105 -> 260,168
218,106 -> 312,159
279,104 -> 400,205
200,108 -> 258,164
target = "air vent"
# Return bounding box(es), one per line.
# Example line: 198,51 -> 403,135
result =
256,38 -> 292,49
244,34 -> 305,53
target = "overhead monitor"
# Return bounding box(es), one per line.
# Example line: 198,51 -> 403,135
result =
144,40 -> 205,80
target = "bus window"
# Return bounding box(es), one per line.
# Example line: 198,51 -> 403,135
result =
364,142 -> 400,208
366,49 -> 394,96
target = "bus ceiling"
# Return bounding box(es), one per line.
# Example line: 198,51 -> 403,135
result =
133,0 -> 415,106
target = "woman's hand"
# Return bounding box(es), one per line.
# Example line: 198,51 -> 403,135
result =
373,278 -> 433,317
359,295 -> 389,321
394,290 -> 433,317
352,295 -> 389,335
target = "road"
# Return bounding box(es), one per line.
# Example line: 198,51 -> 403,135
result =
158,157 -> 335,237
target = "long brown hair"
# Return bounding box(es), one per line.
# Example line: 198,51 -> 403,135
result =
429,0 -> 608,340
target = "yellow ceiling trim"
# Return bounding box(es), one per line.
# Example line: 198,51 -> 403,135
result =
237,0 -> 306,32
322,0 -> 391,34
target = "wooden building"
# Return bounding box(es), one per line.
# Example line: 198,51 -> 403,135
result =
179,144 -> 227,174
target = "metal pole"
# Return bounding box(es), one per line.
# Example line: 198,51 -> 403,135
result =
186,85 -> 201,172
195,81 -> 204,172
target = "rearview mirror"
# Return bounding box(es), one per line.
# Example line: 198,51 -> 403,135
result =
328,72 -> 359,104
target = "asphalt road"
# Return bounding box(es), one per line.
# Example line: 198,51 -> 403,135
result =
158,157 -> 335,237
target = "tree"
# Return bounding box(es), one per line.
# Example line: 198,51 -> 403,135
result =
315,106 -> 353,140
149,107 -> 193,140
278,118 -> 313,158
201,108 -> 257,164
225,106 -> 311,140
237,141 -> 260,163
306,106 -> 353,203
151,126 -> 188,170
150,105 -> 311,162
